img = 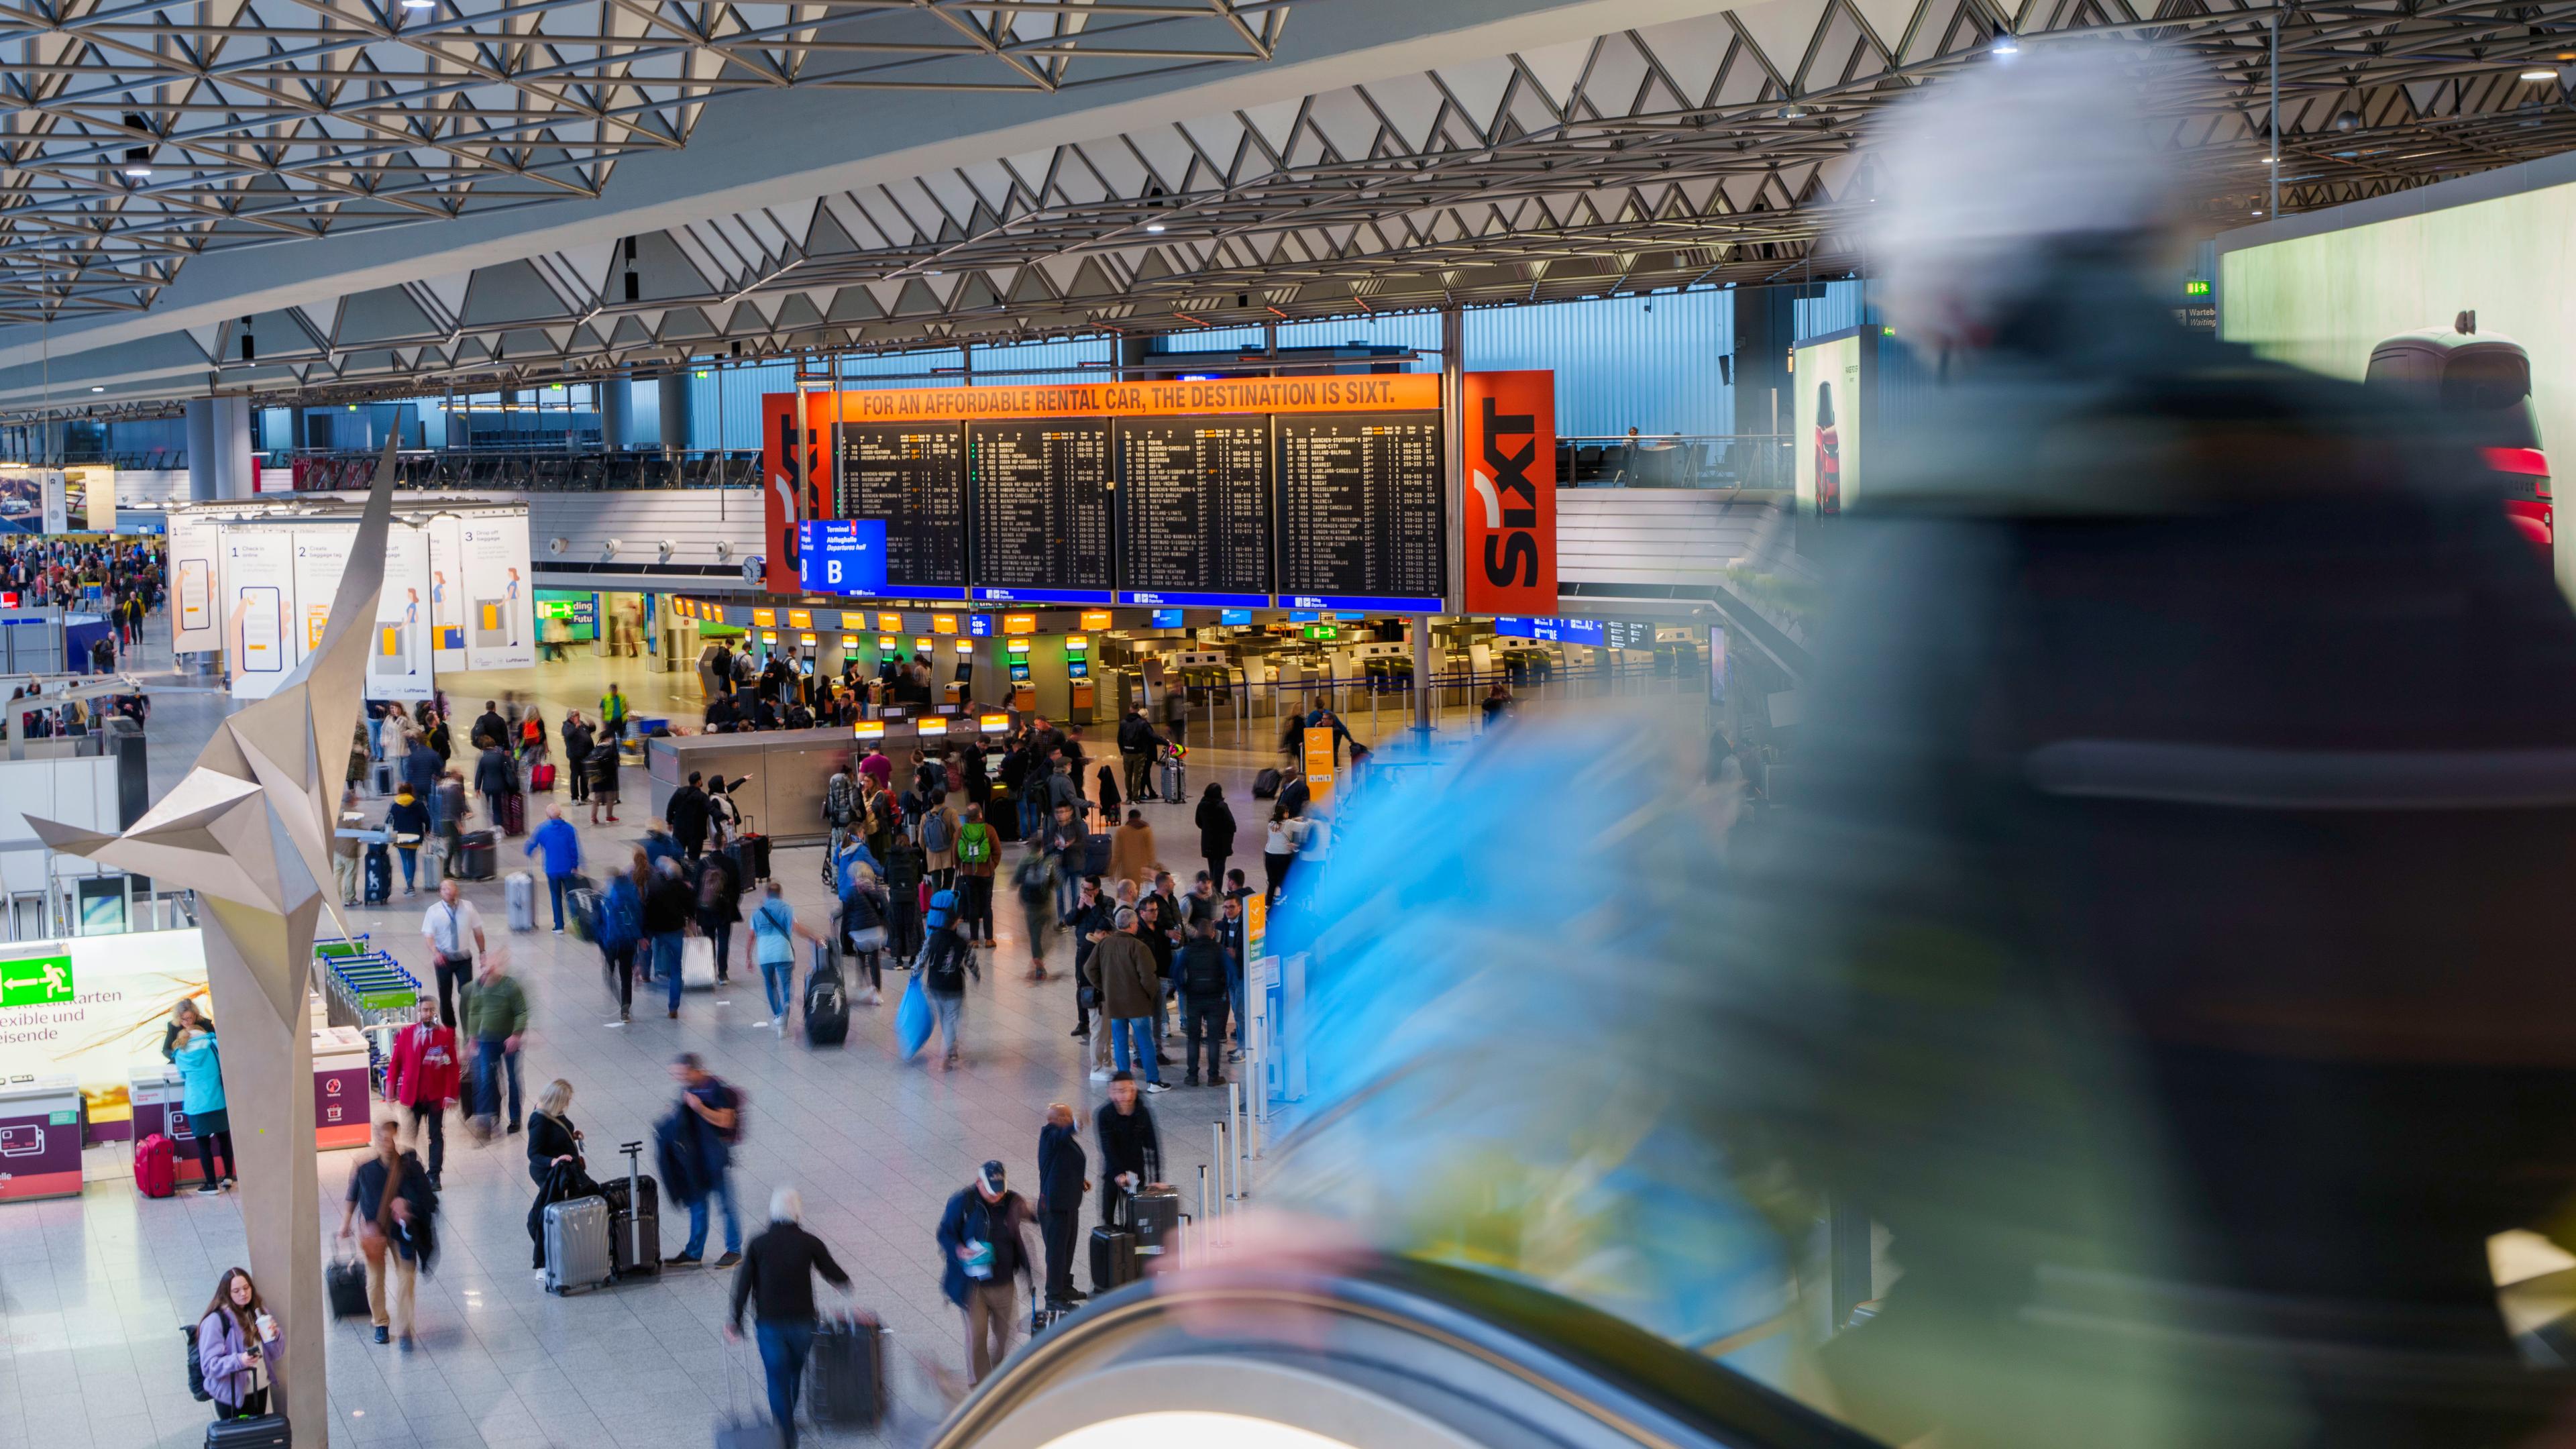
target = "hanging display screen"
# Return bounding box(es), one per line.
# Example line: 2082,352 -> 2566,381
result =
967,419 -> 1113,604
1275,413 -> 1446,610
835,423 -> 967,600
1116,418 -> 1271,606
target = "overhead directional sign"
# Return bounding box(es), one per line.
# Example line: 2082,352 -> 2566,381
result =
798,519 -> 889,596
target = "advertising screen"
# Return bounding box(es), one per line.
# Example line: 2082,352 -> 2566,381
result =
2220,177 -> 2575,584
0,930 -> 211,1129
1793,332 -> 1864,519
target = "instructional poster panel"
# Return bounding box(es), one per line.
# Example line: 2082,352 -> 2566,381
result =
370,524 -> 433,700
166,511 -> 222,654
459,513 -> 533,671
288,526 -> 354,665
427,513 -> 467,672
222,528 -> 296,700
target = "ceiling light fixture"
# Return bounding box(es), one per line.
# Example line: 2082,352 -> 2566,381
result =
90,386 -> 103,392
1144,223 -> 1166,233
1992,30 -> 2021,54
2520,68 -> 2559,81
401,0 -> 432,9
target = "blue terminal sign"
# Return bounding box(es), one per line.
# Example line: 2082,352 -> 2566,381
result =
798,521 -> 889,596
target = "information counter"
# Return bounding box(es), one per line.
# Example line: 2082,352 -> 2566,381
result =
646,713 -> 1015,845
0,1074 -> 83,1200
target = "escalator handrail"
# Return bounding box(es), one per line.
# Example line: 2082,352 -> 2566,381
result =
928,1254 -> 1884,1449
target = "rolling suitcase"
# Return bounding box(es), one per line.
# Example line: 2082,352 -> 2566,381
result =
804,947 -> 848,1046
501,789 -> 527,838
1089,1224 -> 1138,1293
364,843 -> 392,904
1083,833 -> 1112,879
1159,754 -> 1185,802
1252,767 -> 1282,799
542,1195 -> 614,1294
715,1354 -> 786,1449
205,1414 -> 290,1449
606,1141 -> 661,1278
327,1254 -> 370,1318
506,872 -> 536,932
804,1312 -> 887,1429
566,887 -> 600,943
530,761 -> 555,793
1130,1183 -> 1187,1274
371,760 -> 395,797
135,1132 -> 176,1198
729,830 -> 771,883
458,830 -> 497,881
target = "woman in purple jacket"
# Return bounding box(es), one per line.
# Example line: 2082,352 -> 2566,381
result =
197,1267 -> 284,1420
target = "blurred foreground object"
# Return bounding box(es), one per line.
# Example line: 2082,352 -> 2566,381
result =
1728,40 -> 2576,1449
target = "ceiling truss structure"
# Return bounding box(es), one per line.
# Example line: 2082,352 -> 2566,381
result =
0,0 -> 1291,322
21,0 -> 2576,417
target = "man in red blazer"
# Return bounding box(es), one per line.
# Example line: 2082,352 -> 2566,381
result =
382,998 -> 460,1189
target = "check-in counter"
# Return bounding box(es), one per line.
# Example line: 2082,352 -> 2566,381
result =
0,1073 -> 83,1200
646,713 -> 1016,845
130,1065 -> 208,1184
313,1025 -> 372,1150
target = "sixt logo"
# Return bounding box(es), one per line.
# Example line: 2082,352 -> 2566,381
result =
1472,396 -> 1540,589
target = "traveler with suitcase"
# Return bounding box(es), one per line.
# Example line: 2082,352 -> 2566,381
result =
170,1020 -> 237,1192
195,1268 -> 286,1424
527,1079 -> 595,1280
723,1186 -> 855,1449
936,1161 -> 1036,1385
1036,1104 -> 1089,1309
585,740 -> 621,825
474,737 -> 516,836
384,785 -> 430,898
1095,1069 -> 1161,1238
669,1053 -> 745,1268
462,952 -> 529,1136
522,804 -> 583,933
643,857 -> 694,1020
335,1120 -> 437,1346
598,853 -> 646,1024
748,880 -> 829,1038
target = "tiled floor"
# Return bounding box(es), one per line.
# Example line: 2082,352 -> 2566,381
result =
6,639 -> 1307,1449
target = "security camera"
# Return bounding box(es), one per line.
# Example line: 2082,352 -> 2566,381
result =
547,537 -> 568,556
657,539 -> 676,559
602,538 -> 622,557
713,540 -> 734,561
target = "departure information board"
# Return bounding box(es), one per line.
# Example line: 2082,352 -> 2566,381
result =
836,423 -> 967,599
1275,413 -> 1445,610
967,419 -> 1114,604
1116,418 -> 1271,607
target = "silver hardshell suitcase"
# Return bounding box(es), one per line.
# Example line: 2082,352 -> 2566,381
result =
543,1195 -> 614,1294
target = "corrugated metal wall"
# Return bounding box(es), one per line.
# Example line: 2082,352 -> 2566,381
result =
1790,280 -> 1871,343
689,360 -> 794,451
1465,290 -> 1733,439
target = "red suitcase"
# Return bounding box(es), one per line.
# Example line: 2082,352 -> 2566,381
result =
531,762 -> 556,793
502,790 -> 527,837
136,1133 -> 176,1198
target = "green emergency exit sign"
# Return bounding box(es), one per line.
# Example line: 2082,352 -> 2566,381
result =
0,951 -> 74,1008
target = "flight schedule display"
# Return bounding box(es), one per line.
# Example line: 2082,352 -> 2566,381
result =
1116,418 -> 1271,606
1275,413 -> 1446,609
967,419 -> 1114,603
836,423 -> 967,598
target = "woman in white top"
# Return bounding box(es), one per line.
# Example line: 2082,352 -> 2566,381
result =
1261,806 -> 1309,906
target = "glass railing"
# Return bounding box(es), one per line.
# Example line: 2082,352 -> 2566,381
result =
1558,435 -> 1792,490
257,449 -> 765,491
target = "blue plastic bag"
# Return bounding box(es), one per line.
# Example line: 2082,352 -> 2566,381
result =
894,967 -> 933,1059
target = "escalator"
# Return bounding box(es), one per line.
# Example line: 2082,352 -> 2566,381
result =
926,1256 -> 1882,1449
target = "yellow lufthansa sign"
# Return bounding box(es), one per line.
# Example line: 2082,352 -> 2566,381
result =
1303,727 -> 1335,810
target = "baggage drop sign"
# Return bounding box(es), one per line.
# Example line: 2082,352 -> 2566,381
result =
1303,727 -> 1336,810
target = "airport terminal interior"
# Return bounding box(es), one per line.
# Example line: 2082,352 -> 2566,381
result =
11,1 -> 2576,1447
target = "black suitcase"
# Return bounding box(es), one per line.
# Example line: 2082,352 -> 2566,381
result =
990,792 -> 1022,843
205,1414 -> 290,1449
364,843 -> 392,904
804,1313 -> 886,1428
1083,833 -> 1112,879
804,951 -> 848,1046
733,830 -> 771,882
1089,1224 -> 1138,1293
606,1141 -> 661,1277
1252,767 -> 1281,799
327,1255 -> 370,1318
458,829 -> 497,881
1130,1184 -> 1185,1273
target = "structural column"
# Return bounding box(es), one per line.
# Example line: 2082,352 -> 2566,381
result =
600,368 -> 633,450
186,396 -> 256,498
657,372 -> 692,454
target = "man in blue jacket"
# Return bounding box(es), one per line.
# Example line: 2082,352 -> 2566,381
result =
523,804 -> 582,933
936,1161 -> 1034,1385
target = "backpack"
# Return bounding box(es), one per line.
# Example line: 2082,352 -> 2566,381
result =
957,823 -> 994,867
921,810 -> 953,855
182,1322 -> 211,1401
1013,850 -> 1053,893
